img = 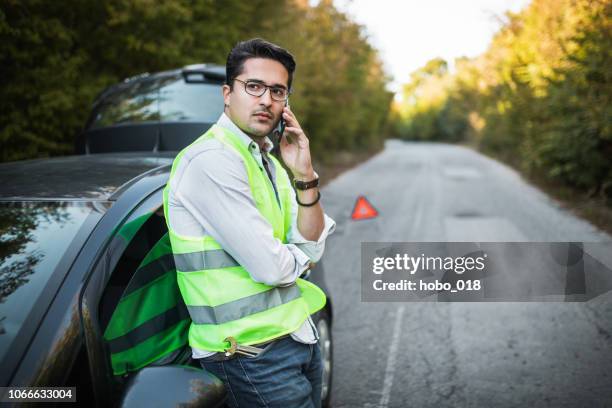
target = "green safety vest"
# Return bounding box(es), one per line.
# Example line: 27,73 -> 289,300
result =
104,232 -> 190,376
163,124 -> 326,352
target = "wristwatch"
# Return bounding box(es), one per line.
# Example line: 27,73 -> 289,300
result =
293,172 -> 319,190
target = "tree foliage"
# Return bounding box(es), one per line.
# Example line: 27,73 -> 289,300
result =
392,0 -> 611,198
0,0 -> 392,162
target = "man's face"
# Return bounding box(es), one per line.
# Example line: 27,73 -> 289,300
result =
223,57 -> 289,139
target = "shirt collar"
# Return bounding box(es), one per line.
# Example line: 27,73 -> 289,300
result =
216,112 -> 274,154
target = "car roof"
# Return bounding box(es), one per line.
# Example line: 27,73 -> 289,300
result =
0,152 -> 175,200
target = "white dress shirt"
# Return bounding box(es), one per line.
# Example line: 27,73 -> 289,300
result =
166,113 -> 336,358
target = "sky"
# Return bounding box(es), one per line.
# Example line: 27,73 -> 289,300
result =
332,0 -> 532,95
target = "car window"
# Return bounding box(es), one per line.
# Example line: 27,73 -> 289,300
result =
89,76 -> 223,130
89,79 -> 164,129
98,205 -> 189,377
0,201 -> 99,364
98,209 -> 166,331
159,79 -> 223,122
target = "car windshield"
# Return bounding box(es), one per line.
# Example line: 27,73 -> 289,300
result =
0,202 -> 99,362
89,75 -> 223,129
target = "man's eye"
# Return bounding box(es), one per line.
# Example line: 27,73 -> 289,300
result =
271,88 -> 286,97
247,83 -> 263,92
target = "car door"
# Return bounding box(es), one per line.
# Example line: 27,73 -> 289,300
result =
80,190 -> 167,405
79,189 -> 225,407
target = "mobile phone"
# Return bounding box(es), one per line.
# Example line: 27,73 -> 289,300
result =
277,99 -> 289,137
273,100 -> 289,153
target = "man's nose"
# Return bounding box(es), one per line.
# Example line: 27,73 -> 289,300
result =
258,88 -> 273,106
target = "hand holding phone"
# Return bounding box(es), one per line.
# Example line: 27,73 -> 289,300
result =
278,104 -> 314,180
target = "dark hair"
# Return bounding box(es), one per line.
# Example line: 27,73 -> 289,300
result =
226,38 -> 296,90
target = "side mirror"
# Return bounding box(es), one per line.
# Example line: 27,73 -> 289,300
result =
120,365 -> 226,407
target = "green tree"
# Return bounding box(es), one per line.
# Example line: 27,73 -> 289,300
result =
391,0 -> 612,200
1,0 -> 392,163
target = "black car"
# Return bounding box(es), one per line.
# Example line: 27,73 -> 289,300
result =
77,64 -> 226,154
0,154 -> 334,407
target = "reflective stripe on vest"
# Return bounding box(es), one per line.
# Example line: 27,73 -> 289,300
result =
186,284 -> 302,324
173,249 -> 239,271
103,233 -> 190,376
163,124 -> 326,352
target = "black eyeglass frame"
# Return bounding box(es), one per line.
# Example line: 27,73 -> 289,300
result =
233,78 -> 291,102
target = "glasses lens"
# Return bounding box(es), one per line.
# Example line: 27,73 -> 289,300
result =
270,87 -> 288,101
245,82 -> 264,96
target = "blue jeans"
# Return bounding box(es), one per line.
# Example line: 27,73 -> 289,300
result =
199,336 -> 323,408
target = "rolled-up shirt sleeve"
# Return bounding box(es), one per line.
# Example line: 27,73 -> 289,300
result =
174,148 -> 309,287
285,189 -> 336,263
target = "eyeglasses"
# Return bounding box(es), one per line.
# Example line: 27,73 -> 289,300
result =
234,78 -> 290,102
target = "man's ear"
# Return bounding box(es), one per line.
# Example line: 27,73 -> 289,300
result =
222,84 -> 231,107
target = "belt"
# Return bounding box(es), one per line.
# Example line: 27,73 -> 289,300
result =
252,334 -> 290,348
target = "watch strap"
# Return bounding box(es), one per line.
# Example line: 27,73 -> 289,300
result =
293,172 -> 319,190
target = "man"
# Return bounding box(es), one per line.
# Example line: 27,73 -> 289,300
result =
163,38 -> 335,407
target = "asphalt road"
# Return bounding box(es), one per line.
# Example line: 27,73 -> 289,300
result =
320,140 -> 612,407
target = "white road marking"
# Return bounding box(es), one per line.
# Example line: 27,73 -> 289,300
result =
379,305 -> 405,408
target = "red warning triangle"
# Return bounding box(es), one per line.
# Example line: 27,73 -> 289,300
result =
351,195 -> 379,220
